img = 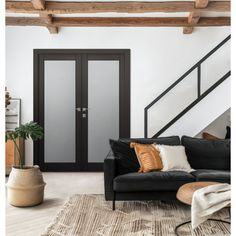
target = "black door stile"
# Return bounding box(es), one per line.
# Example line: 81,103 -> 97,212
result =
75,55 -> 84,171
81,54 -> 89,171
34,49 -> 130,172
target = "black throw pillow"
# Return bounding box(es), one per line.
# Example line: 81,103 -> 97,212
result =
182,136 -> 230,170
109,139 -> 139,175
225,126 -> 231,139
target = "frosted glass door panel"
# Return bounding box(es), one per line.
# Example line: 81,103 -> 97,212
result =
44,61 -> 76,163
88,61 -> 119,163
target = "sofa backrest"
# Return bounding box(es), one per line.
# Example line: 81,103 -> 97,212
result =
120,136 -> 181,145
181,136 -> 230,170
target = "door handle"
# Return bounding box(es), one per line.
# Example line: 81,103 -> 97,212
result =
82,107 -> 90,112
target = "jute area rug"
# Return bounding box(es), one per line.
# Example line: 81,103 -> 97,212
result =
42,194 -> 230,236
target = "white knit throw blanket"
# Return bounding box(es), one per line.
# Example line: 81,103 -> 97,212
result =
191,183 -> 231,229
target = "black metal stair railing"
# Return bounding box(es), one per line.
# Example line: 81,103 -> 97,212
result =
144,35 -> 231,138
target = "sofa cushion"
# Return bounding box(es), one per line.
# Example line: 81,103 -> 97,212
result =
109,140 -> 140,175
191,169 -> 230,184
120,136 -> 180,145
181,136 -> 230,170
113,171 -> 195,192
225,126 -> 231,139
110,136 -> 181,175
130,143 -> 163,172
155,144 -> 192,172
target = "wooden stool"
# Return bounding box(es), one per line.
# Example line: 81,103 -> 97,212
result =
175,182 -> 230,236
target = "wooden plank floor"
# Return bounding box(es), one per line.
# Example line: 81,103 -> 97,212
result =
6,172 -> 104,236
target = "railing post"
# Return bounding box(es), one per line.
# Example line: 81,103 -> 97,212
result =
197,64 -> 201,98
144,108 -> 148,138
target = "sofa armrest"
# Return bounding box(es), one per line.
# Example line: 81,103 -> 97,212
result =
104,151 -> 117,200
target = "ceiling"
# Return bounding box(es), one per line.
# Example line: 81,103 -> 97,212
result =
6,0 -> 231,34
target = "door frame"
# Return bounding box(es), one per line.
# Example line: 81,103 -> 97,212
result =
33,49 -> 130,171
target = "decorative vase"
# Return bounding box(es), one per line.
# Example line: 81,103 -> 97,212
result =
6,165 -> 46,207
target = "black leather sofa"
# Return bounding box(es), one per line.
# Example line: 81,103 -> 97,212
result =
104,136 -> 230,210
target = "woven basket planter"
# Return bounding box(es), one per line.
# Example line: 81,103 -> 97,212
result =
6,165 -> 46,207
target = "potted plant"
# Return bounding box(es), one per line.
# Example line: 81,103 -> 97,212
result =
6,121 -> 46,207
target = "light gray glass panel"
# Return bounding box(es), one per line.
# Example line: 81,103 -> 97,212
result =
88,61 -> 119,163
44,61 -> 76,163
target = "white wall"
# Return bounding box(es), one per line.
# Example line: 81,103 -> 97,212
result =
196,108 -> 230,139
6,26 -> 230,164
161,78 -> 230,137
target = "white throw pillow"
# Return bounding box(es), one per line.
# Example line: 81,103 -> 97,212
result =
154,144 -> 193,173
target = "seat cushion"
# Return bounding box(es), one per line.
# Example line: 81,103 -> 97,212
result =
191,169 -> 230,183
120,136 -> 180,145
114,171 -> 195,192
182,136 -> 230,170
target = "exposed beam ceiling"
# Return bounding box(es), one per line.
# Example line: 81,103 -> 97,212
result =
31,0 -> 59,33
6,16 -> 230,27
40,13 -> 58,34
6,1 -> 230,14
6,1 -> 231,34
47,26 -> 58,34
183,12 -> 200,33
31,0 -> 45,10
183,0 -> 209,34
195,0 -> 209,8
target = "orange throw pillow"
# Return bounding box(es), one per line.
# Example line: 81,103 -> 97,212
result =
202,132 -> 220,140
130,143 -> 163,173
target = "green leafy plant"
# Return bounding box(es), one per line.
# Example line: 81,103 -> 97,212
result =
6,121 -> 43,169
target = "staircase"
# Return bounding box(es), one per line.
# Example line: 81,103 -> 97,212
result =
144,35 -> 231,138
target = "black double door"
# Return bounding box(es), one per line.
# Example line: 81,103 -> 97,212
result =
34,49 -> 130,171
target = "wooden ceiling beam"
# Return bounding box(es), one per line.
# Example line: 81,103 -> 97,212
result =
183,27 -> 194,34
6,16 -> 230,27
47,26 -> 58,34
195,0 -> 209,8
183,12 -> 201,34
40,13 -> 52,24
40,13 -> 58,34
31,0 -> 45,10
183,0 -> 209,34
6,1 -> 230,14
188,12 -> 201,24
31,1 -> 59,33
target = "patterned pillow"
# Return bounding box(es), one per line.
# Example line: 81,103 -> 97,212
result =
130,143 -> 163,173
